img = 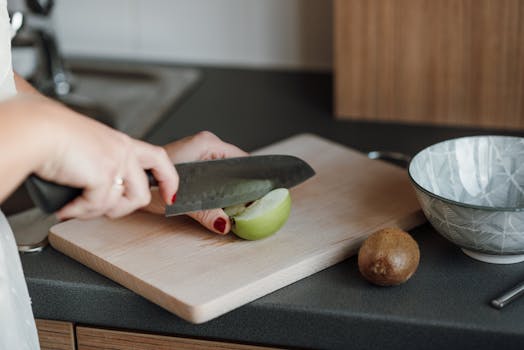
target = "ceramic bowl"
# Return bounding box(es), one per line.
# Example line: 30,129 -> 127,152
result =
408,136 -> 524,264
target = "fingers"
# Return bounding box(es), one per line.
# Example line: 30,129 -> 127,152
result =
141,189 -> 231,236
160,131 -> 247,235
141,188 -> 165,215
56,178 -> 121,220
164,131 -> 248,163
187,208 -> 231,235
134,140 -> 179,205
57,139 -> 176,220
56,163 -> 151,220
105,159 -> 151,218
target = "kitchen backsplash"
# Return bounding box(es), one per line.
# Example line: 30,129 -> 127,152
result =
43,0 -> 332,70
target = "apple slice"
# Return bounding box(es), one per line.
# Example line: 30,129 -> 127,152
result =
224,188 -> 291,240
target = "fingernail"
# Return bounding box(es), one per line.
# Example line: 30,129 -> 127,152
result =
213,217 -> 227,233
171,193 -> 177,205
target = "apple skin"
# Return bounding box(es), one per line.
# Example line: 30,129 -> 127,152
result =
229,189 -> 291,240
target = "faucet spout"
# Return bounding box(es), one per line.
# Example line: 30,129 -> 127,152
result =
10,2 -> 72,97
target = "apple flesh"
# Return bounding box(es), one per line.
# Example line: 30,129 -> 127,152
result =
224,188 -> 291,240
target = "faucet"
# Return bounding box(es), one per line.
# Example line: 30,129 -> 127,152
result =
10,0 -> 72,97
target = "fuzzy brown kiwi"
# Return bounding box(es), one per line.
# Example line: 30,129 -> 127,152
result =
358,228 -> 420,286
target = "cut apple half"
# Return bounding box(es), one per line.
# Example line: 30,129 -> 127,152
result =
224,188 -> 291,240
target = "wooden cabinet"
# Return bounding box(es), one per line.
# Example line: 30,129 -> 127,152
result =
334,0 -> 524,130
35,319 -> 75,350
36,319 -> 283,350
76,326 -> 283,350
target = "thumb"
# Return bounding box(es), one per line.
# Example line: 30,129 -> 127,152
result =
187,209 -> 231,235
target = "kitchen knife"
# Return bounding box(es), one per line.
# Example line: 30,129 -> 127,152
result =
25,155 -> 315,215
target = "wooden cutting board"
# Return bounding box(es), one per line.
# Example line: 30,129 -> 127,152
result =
49,134 -> 425,324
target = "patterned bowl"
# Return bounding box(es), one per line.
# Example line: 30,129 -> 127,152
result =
408,136 -> 524,264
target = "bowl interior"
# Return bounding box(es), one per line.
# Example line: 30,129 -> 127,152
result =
409,136 -> 524,210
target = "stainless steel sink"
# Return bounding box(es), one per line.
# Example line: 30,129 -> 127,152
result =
2,59 -> 201,251
57,59 -> 201,138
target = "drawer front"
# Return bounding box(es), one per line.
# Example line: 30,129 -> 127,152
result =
35,319 -> 75,350
76,326 -> 284,350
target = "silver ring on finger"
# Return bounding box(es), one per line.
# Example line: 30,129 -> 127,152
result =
112,176 -> 125,190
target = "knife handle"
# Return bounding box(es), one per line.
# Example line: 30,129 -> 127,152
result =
25,171 -> 159,213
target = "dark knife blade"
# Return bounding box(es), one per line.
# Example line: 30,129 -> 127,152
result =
25,155 -> 315,216
163,155 -> 315,216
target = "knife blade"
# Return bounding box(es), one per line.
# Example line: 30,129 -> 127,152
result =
25,155 -> 315,216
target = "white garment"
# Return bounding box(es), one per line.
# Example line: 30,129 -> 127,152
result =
0,1 -> 15,100
0,1 -> 41,349
0,213 -> 40,350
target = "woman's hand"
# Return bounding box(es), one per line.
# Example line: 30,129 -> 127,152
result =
0,94 -> 178,219
143,131 -> 248,234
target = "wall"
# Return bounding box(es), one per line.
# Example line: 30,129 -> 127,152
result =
49,0 -> 333,70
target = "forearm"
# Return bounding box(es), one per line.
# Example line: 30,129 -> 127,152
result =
0,96 -> 54,201
0,74 -> 64,201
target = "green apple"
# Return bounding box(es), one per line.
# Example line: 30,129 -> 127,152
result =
224,188 -> 291,240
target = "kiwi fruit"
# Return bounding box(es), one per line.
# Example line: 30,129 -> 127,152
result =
358,228 -> 420,286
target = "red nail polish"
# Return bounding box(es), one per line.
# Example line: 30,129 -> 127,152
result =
213,217 -> 227,233
171,193 -> 177,205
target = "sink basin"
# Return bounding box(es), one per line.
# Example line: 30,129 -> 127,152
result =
2,59 -> 201,251
57,59 -> 201,138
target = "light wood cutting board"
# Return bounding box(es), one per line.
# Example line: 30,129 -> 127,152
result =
49,134 -> 425,324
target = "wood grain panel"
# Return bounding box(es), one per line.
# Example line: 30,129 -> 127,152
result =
334,0 -> 524,129
35,319 -> 76,350
76,326 -> 282,350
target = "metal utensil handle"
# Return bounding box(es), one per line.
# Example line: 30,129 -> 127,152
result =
491,281 -> 524,309
367,151 -> 412,169
25,171 -> 158,213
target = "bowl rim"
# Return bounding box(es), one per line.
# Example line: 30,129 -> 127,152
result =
408,135 -> 524,212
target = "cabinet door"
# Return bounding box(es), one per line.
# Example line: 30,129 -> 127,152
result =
35,319 -> 76,350
334,0 -> 524,129
76,326 -> 284,350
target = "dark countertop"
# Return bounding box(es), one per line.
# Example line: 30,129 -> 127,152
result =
17,65 -> 524,350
